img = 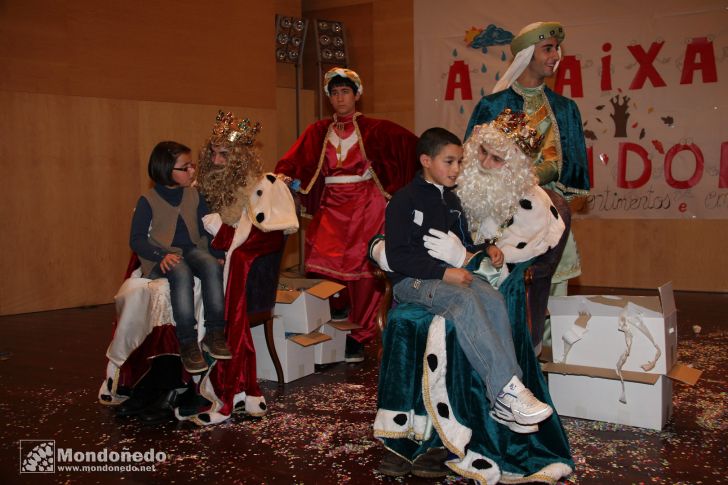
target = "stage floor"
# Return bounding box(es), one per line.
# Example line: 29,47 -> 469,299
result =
1,287 -> 726,484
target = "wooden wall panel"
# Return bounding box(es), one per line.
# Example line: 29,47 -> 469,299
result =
572,218 -> 728,292
0,92 -> 139,314
275,88 -> 317,160
371,0 -> 414,129
0,1 -> 282,315
0,91 -> 277,315
0,0 -> 275,108
276,87 -> 317,272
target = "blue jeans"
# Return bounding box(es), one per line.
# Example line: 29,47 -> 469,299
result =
149,247 -> 225,345
393,276 -> 522,404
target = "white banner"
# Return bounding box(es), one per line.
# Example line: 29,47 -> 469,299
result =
414,0 -> 728,219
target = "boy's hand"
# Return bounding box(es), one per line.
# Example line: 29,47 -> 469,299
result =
443,268 -> 473,287
423,229 -> 466,268
487,245 -> 505,268
160,253 -> 182,274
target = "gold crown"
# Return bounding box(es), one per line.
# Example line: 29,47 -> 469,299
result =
491,108 -> 543,157
210,110 -> 261,147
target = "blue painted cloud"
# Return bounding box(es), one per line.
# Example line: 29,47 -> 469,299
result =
471,24 -> 513,53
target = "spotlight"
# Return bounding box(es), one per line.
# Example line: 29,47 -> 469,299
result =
275,15 -> 308,65
314,19 -> 348,65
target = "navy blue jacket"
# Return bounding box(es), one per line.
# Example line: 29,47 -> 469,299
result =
385,172 -> 488,286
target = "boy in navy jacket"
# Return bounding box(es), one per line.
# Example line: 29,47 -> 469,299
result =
384,127 -> 552,433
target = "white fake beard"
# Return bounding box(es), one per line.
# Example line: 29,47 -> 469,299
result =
457,159 -> 533,238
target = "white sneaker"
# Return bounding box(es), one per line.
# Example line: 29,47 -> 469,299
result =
489,410 -> 538,434
488,411 -> 538,434
493,376 -> 553,426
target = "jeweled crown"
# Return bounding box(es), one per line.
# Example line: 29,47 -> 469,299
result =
491,108 -> 544,157
210,110 -> 261,147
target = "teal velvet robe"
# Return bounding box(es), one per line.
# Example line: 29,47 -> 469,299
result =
465,86 -> 590,199
373,260 -> 573,484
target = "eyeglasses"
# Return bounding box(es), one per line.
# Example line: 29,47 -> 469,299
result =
172,164 -> 196,172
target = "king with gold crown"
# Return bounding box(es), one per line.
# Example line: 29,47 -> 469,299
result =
178,111 -> 298,426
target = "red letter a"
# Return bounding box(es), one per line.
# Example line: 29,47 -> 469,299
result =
680,37 -> 718,85
444,61 -> 472,101
554,55 -> 583,98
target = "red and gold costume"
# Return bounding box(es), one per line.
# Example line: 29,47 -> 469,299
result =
276,112 -> 418,343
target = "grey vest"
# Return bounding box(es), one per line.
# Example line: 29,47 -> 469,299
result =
139,187 -> 208,276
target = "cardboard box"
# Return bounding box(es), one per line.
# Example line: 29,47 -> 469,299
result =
548,283 -> 677,374
544,363 -> 673,430
543,282 -> 702,430
275,278 -> 346,334
542,362 -> 701,430
251,317 -> 331,383
314,321 -> 359,365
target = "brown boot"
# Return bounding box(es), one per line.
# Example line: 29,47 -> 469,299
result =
412,447 -> 450,478
377,450 -> 411,477
202,328 -> 232,360
179,341 -> 209,374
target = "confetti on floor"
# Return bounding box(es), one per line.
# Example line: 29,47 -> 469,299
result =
1,291 -> 726,484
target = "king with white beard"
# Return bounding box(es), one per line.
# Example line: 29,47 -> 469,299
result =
457,109 -> 565,285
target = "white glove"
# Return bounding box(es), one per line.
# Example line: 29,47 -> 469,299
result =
202,213 -> 223,237
423,229 -> 466,268
368,238 -> 392,272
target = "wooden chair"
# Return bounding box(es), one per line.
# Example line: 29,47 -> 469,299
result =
245,247 -> 285,385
